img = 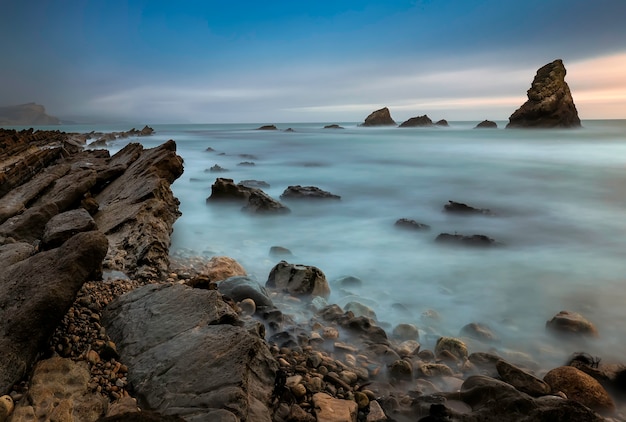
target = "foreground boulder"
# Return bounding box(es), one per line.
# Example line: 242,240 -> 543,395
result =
103,283 -> 278,421
544,366 -> 615,415
361,107 -> 396,126
0,231 -> 108,394
267,261 -> 331,299
507,59 -> 581,128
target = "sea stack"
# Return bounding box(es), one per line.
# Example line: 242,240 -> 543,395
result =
361,107 -> 396,126
506,59 -> 581,128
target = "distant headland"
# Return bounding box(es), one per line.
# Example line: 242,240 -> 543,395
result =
0,103 -> 60,125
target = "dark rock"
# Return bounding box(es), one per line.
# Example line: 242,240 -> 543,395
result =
97,411 -> 187,422
389,359 -> 413,381
496,359 -> 551,397
435,233 -> 499,247
103,283 -> 277,421
41,208 -> 97,250
207,178 -> 254,202
205,147 -> 215,152
266,260 -> 330,299
0,231 -> 108,394
0,202 -> 59,243
545,310 -> 598,337
399,115 -> 433,127
394,218 -> 430,231
257,125 -> 277,130
284,128 -> 295,132
0,242 -> 34,267
218,275 -> 274,310
93,140 -> 184,280
269,246 -> 292,257
237,161 -> 255,166
474,120 -> 498,129
443,200 -> 494,215
208,164 -> 228,172
507,59 -> 581,128
280,185 -> 340,200
323,124 -> 344,129
435,119 -> 449,127
138,125 -> 155,136
361,107 -> 396,126
242,190 -> 290,214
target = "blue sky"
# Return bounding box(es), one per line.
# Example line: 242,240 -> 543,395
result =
2,0 -> 626,123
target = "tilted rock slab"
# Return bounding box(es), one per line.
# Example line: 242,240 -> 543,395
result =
0,231 -> 108,394
361,107 -> 396,126
507,59 -> 581,128
103,283 -> 278,421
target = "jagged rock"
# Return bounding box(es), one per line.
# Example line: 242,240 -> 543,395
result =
41,208 -> 97,250
93,141 -> 183,280
0,103 -> 60,125
544,366 -> 615,415
507,59 -> 581,128
257,125 -> 277,130
208,164 -> 228,172
207,178 -> 254,202
267,261 -> 331,299
394,218 -> 430,231
444,200 -> 494,215
435,119 -> 449,127
242,190 -> 290,214
546,310 -> 598,337
474,120 -> 498,128
139,125 -> 155,136
435,233 -> 499,247
103,283 -> 278,421
323,124 -> 344,129
361,107 -> 396,126
280,185 -> 341,200
0,231 -> 108,394
9,357 -> 107,422
399,115 -> 433,127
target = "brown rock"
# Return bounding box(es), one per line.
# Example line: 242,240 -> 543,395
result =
544,366 -> 615,415
435,337 -> 468,360
41,208 -> 97,250
361,107 -> 396,126
313,392 -> 357,422
496,359 -> 551,397
398,115 -> 433,127
546,310 -> 598,337
201,256 -> 247,282
507,59 -> 581,128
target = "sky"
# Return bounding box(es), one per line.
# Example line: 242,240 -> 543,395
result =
2,0 -> 626,123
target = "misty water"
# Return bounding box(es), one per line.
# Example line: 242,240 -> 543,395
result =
88,120 -> 626,369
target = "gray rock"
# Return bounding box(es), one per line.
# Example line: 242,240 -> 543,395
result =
218,276 -> 274,310
0,231 -> 108,394
0,242 -> 34,266
280,185 -> 341,200
41,208 -> 97,250
266,260 -> 330,299
103,283 -> 278,421
0,202 -> 59,243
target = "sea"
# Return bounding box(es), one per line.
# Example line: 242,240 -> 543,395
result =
25,120 -> 626,369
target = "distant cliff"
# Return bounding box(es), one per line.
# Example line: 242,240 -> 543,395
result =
0,103 -> 60,125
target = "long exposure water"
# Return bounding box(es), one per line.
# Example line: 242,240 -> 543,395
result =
61,120 -> 626,368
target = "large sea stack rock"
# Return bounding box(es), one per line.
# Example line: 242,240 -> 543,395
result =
361,107 -> 396,126
507,59 -> 581,128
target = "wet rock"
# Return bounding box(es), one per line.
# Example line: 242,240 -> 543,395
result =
269,246 -> 292,258
103,283 -> 277,421
435,337 -> 468,360
443,200 -> 493,215
242,189 -> 291,214
474,120 -> 498,128
9,357 -> 107,422
361,107 -> 396,127
0,231 -> 108,394
507,59 -> 581,128
218,275 -> 274,310
344,301 -> 377,320
389,359 -> 413,382
313,392 -> 358,422
394,218 -> 430,231
267,261 -> 331,299
543,366 -> 615,415
41,208 -> 97,250
435,233 -> 499,247
398,115 -> 433,127
280,185 -> 341,200
333,275 -> 363,289
418,363 -> 454,378
460,322 -> 498,342
546,310 -> 598,337
496,359 -> 551,397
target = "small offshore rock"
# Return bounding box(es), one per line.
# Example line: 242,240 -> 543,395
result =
257,125 -> 277,130
474,120 -> 497,128
398,115 -> 433,127
269,246 -> 293,258
394,218 -> 430,231
324,124 -> 344,129
435,233 -> 499,247
280,185 -> 341,200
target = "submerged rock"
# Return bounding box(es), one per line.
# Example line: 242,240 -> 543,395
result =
507,59 -> 581,128
361,107 -> 396,126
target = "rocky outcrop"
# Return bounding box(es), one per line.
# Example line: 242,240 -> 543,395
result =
507,59 -> 581,128
103,283 -> 278,421
0,103 -> 60,125
361,107 -> 396,126
280,185 -> 341,200
444,200 -> 494,215
399,115 -> 433,127
0,231 -> 108,394
475,120 -> 498,128
207,178 -> 290,214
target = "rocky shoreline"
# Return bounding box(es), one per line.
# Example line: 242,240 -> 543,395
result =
0,128 -> 625,422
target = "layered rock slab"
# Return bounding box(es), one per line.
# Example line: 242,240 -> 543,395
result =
507,59 -> 581,128
103,283 -> 278,421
